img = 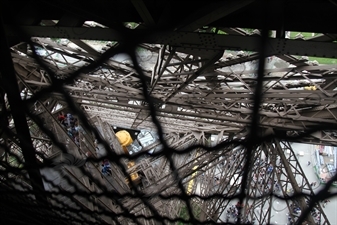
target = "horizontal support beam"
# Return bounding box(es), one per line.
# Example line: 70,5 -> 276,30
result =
6,25 -> 337,58
79,99 -> 312,130
81,102 -> 243,130
22,77 -> 337,130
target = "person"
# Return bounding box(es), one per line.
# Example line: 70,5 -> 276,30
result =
267,164 -> 273,174
67,128 -> 74,138
322,199 -> 330,208
102,165 -> 112,176
214,177 -> 220,185
236,201 -> 243,210
274,182 -> 280,192
101,159 -> 112,176
66,113 -> 75,127
102,165 -> 112,175
57,112 -> 65,122
57,112 -> 67,127
74,121 -> 85,134
307,161 -> 311,166
74,133 -> 80,146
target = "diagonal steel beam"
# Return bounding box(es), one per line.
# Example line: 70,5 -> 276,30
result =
163,51 -> 223,102
0,17 -> 49,208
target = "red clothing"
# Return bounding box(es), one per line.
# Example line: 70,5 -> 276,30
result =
58,115 -> 65,122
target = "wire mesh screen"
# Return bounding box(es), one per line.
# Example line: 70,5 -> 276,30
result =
1,3 -> 337,225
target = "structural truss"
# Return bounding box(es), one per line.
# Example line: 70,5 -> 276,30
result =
1,0 -> 337,224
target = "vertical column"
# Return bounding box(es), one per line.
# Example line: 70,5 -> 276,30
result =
0,19 -> 48,208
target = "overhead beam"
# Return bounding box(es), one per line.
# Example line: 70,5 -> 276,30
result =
131,0 -> 156,26
6,25 -> 337,58
176,0 -> 254,32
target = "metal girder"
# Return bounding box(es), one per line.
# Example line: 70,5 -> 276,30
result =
243,143 -> 274,224
163,51 -> 223,102
24,98 -> 146,224
215,64 -> 337,75
104,132 -> 201,223
219,27 -> 337,95
274,140 -> 329,225
80,97 -> 337,130
215,53 -> 260,69
18,81 -> 337,143
176,0 -> 254,32
2,102 -> 121,223
220,27 -> 311,68
15,69 -> 132,198
13,37 -> 337,76
131,0 -> 155,27
83,105 -> 240,134
9,33 -> 337,146
6,25 -> 337,58
16,83 -> 337,145
0,20 -> 49,208
150,45 -> 175,92
3,2 -> 337,225
183,138 -> 331,224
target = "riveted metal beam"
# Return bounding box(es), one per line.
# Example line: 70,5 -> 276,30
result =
6,25 -> 337,58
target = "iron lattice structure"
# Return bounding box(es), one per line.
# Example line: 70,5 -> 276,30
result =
1,0 -> 337,224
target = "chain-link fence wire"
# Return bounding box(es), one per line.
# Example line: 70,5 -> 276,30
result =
1,5 -> 337,225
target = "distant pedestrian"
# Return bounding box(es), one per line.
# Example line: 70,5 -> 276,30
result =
307,161 -> 311,166
322,199 -> 330,208
101,159 -> 112,176
57,111 -> 65,122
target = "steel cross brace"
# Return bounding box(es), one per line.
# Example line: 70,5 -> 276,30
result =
274,139 -> 330,225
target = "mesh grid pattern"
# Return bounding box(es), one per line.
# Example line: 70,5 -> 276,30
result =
1,8 -> 337,225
